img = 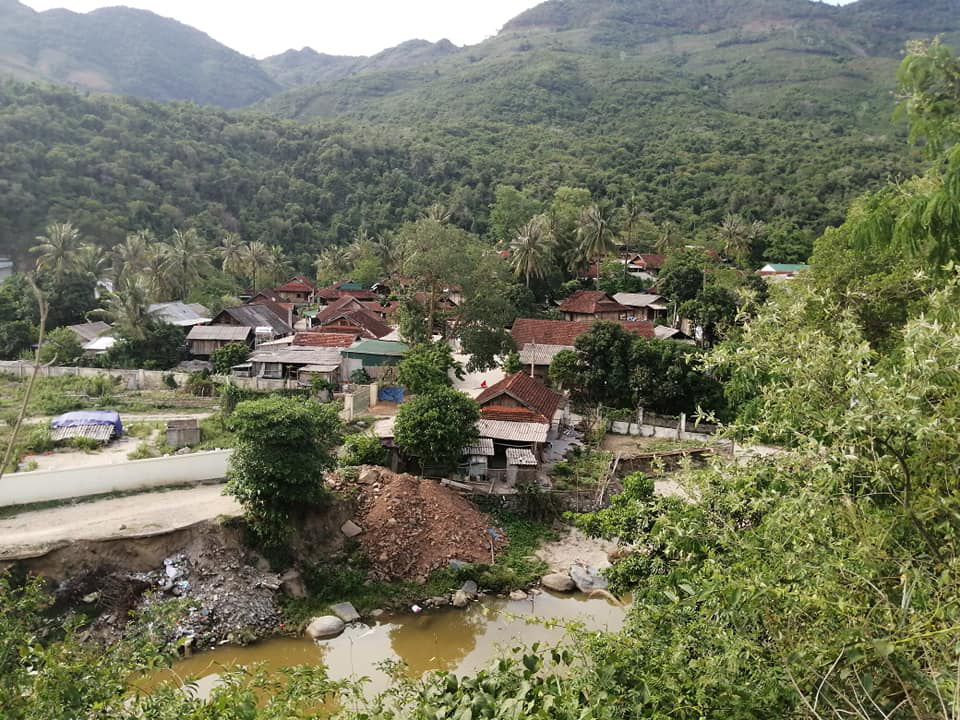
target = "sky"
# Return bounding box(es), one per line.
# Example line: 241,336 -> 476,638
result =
21,0 -> 857,59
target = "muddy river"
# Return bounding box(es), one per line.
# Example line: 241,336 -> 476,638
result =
149,590 -> 629,697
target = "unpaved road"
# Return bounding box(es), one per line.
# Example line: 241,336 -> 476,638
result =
0,484 -> 241,560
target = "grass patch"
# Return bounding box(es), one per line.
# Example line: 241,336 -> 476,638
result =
193,415 -> 237,450
281,511 -> 556,628
549,448 -> 614,492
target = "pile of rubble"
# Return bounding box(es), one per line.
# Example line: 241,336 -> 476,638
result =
81,544 -> 283,649
351,467 -> 507,581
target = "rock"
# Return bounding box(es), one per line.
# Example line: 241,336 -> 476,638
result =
306,616 -> 345,640
118,524 -> 127,530
451,590 -> 470,608
260,575 -> 281,591
81,591 -> 101,604
330,601 -> 360,623
509,589 -> 528,601
369,609 -> 384,618
460,580 -> 478,598
607,545 -> 635,562
569,564 -> 609,593
541,573 -> 576,593
279,570 -> 306,598
427,595 -> 448,607
251,553 -> 272,572
448,559 -> 468,571
341,520 -> 363,538
358,468 -> 380,484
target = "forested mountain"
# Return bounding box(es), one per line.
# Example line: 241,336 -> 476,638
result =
0,0 -> 278,107
0,0 -> 957,272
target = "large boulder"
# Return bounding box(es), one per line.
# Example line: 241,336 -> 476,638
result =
451,590 -> 470,608
541,572 -> 576,593
569,564 -> 609,593
509,589 -> 528,601
459,580 -> 478,598
330,601 -> 360,623
358,468 -> 380,485
306,616 -> 345,640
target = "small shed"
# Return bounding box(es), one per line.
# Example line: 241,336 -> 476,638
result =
186,325 -> 252,357
166,418 -> 200,449
342,339 -> 409,380
50,410 -> 123,445
505,447 -> 538,486
461,437 -> 495,478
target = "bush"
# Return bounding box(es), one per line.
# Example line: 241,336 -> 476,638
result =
210,342 -> 249,375
67,436 -> 102,452
184,370 -> 214,397
349,368 -> 372,385
340,432 -> 389,467
37,327 -> 83,365
162,373 -> 178,389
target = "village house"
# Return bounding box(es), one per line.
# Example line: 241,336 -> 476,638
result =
186,325 -> 253,357
234,345 -> 345,386
316,280 -> 379,304
209,303 -> 293,345
758,263 -> 810,280
625,253 -> 666,278
312,297 -> 394,339
341,339 -> 409,381
473,371 -> 566,485
147,302 -> 211,327
274,276 -> 317,304
557,290 -> 631,322
613,292 -> 669,324
66,321 -> 112,345
511,317 -> 655,381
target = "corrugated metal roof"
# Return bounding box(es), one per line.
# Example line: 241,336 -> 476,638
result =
186,325 -> 251,341
148,302 -> 211,326
506,447 -> 538,466
343,339 -> 410,357
298,364 -> 340,373
518,343 -> 572,366
248,347 -> 343,365
217,304 -> 293,336
613,293 -> 664,308
50,424 -> 114,443
67,321 -> 112,342
462,438 -> 495,456
477,419 -> 549,443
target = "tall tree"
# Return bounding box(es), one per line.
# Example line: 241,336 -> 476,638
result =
716,213 -> 749,265
30,222 -> 80,281
112,230 -> 152,285
576,204 -> 618,279
162,228 -> 211,299
241,240 -> 272,293
510,214 -> 555,288
217,232 -> 245,277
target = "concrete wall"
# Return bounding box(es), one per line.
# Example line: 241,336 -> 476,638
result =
609,411 -> 718,443
342,384 -> 372,420
0,361 -> 191,391
0,450 -> 233,507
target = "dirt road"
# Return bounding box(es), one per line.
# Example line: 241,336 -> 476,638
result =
0,484 -> 241,560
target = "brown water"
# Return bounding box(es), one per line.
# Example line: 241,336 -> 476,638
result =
148,590 -> 629,698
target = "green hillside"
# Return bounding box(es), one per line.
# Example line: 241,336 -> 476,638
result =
0,0 -> 278,107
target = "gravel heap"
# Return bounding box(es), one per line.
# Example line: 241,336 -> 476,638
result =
356,469 -> 506,581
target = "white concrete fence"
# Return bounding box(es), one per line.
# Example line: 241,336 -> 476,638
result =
609,409 -> 719,443
0,449 -> 233,507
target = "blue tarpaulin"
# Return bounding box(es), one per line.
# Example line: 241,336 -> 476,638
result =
50,410 -> 123,437
378,385 -> 405,404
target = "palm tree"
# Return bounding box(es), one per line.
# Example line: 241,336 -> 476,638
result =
620,196 -> 644,251
510,214 -> 555,288
93,278 -> 152,341
73,243 -> 108,285
576,204 -> 618,279
421,203 -> 451,224
217,232 -> 246,277
265,244 -> 291,287
717,214 -> 750,265
240,240 -> 272,293
314,246 -> 349,287
112,230 -> 152,285
655,220 -> 682,255
141,246 -> 171,301
30,222 -> 81,280
162,228 -> 212,299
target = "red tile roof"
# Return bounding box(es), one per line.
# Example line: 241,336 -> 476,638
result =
277,280 -> 315,294
631,254 -> 666,270
315,296 -> 364,324
362,301 -> 399,316
475,372 -> 562,424
558,290 -> 630,316
480,406 -> 544,423
317,308 -> 393,339
511,318 -> 655,348
293,332 -> 357,348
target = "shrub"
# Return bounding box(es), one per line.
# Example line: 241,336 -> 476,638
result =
349,368 -> 372,385
340,432 -> 389,467
210,342 -> 249,375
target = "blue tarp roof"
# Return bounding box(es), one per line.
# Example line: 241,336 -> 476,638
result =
50,410 -> 123,437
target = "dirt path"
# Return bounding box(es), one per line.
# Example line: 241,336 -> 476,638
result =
0,484 -> 241,560
535,527 -> 617,573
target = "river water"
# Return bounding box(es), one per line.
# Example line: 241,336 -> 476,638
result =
150,590 -> 629,697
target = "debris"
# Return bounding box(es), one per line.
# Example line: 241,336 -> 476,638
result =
358,468 -> 380,485
306,616 -> 345,640
81,591 -> 100,603
340,520 -> 363,538
357,471 -> 506,581
411,604 -> 423,613
370,609 -> 384,618
451,590 -> 470,608
541,572 -> 576,593
330,601 -> 360,623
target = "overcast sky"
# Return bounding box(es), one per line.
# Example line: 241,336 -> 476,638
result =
21,0 -> 857,59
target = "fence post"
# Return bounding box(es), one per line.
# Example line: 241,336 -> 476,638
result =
370,382 -> 379,408
344,393 -> 354,421
679,413 -> 686,441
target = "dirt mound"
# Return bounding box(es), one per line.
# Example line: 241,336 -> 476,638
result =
357,470 -> 506,581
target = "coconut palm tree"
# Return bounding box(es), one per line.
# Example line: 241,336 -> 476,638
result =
265,244 -> 291,287
30,222 -> 81,280
313,246 -> 349,287
162,229 -> 212,299
112,230 -> 153,285
73,243 -> 108,285
510,214 -> 555,288
240,240 -> 273,293
421,203 -> 451,224
620,196 -> 645,251
141,246 -> 172,301
717,214 -> 750,265
576,204 -> 618,279
93,277 -> 152,341
217,232 -> 246,277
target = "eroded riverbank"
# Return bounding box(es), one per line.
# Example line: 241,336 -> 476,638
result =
145,589 -> 629,697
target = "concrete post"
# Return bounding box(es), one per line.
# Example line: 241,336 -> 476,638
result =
679,413 -> 686,441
